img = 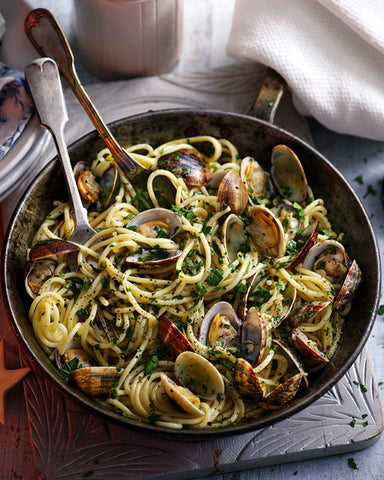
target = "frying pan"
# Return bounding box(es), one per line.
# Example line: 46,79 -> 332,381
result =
1,68 -> 381,439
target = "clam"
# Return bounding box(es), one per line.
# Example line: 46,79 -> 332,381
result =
77,167 -> 102,203
260,339 -> 308,408
273,339 -> 308,388
221,214 -> 248,263
29,239 -> 79,261
271,204 -> 302,240
261,373 -> 304,410
69,366 -> 121,396
25,259 -> 57,297
174,351 -> 225,401
75,162 -> 120,211
270,145 -> 308,203
302,240 -> 349,284
302,240 -> 361,310
287,301 -> 330,328
234,357 -> 264,401
157,149 -> 207,187
240,156 -> 270,200
96,165 -> 121,211
126,248 -> 182,271
237,270 -> 265,320
291,328 -> 329,366
241,307 -> 267,367
216,171 -> 249,216
288,221 -> 319,268
160,373 -> 203,415
246,205 -> 286,258
199,301 -> 241,349
334,260 -> 361,310
206,170 -> 228,192
158,315 -> 195,358
63,348 -> 93,367
127,208 -> 182,240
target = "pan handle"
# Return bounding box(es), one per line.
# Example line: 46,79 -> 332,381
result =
247,68 -> 286,124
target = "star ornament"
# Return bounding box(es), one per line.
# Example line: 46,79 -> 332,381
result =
0,340 -> 30,424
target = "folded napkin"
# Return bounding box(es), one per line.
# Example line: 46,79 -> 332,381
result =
0,62 -> 34,160
227,0 -> 384,141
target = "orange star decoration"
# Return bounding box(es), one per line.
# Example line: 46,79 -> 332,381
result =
0,340 -> 30,424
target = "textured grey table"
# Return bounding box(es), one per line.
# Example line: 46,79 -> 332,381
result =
5,1 -> 384,479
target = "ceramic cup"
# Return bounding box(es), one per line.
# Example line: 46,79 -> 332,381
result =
74,0 -> 183,80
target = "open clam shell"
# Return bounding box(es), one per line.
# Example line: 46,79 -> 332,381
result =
198,301 -> 241,348
25,259 -> 57,297
246,205 -> 286,258
334,259 -> 361,310
174,351 -> 225,401
221,214 -> 248,264
160,373 -> 203,416
127,208 -> 182,240
291,328 -> 329,366
287,300 -> 330,328
126,248 -> 182,271
241,307 -> 267,367
216,171 -> 249,216
270,144 -> 308,203
240,156 -> 270,201
29,239 -> 79,261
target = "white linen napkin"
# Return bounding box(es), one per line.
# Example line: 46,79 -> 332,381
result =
0,63 -> 34,160
227,0 -> 384,141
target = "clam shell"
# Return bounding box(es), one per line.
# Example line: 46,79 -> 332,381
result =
334,260 -> 361,310
77,168 -> 102,203
271,144 -> 308,203
234,357 -> 264,401
69,366 -> 121,396
96,165 -> 120,211
158,315 -> 195,358
221,214 -> 248,264
29,239 -> 79,261
24,259 -> 57,297
288,301 -> 330,328
288,221 -> 319,268
240,156 -> 270,200
216,171 -> 249,216
302,240 -> 348,280
291,328 -> 329,366
157,149 -> 207,187
246,205 -> 286,258
127,208 -> 182,240
241,307 -> 267,367
160,373 -> 203,416
174,351 -> 225,401
126,248 -> 182,271
260,373 -> 304,409
198,301 -> 241,348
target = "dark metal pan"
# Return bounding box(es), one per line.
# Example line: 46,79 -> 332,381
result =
2,70 -> 381,440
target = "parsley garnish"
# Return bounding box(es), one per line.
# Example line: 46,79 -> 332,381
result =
205,268 -> 223,286
144,354 -> 159,375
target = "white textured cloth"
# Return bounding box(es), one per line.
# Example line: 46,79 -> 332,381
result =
227,0 -> 384,141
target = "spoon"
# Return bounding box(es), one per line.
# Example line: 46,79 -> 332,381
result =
24,8 -> 145,180
25,57 -> 114,340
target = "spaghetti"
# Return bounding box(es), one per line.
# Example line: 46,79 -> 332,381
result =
25,135 -> 360,429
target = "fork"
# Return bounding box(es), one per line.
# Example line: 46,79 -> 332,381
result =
25,57 -> 115,341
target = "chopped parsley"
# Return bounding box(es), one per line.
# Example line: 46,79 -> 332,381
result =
205,268 -> 223,286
